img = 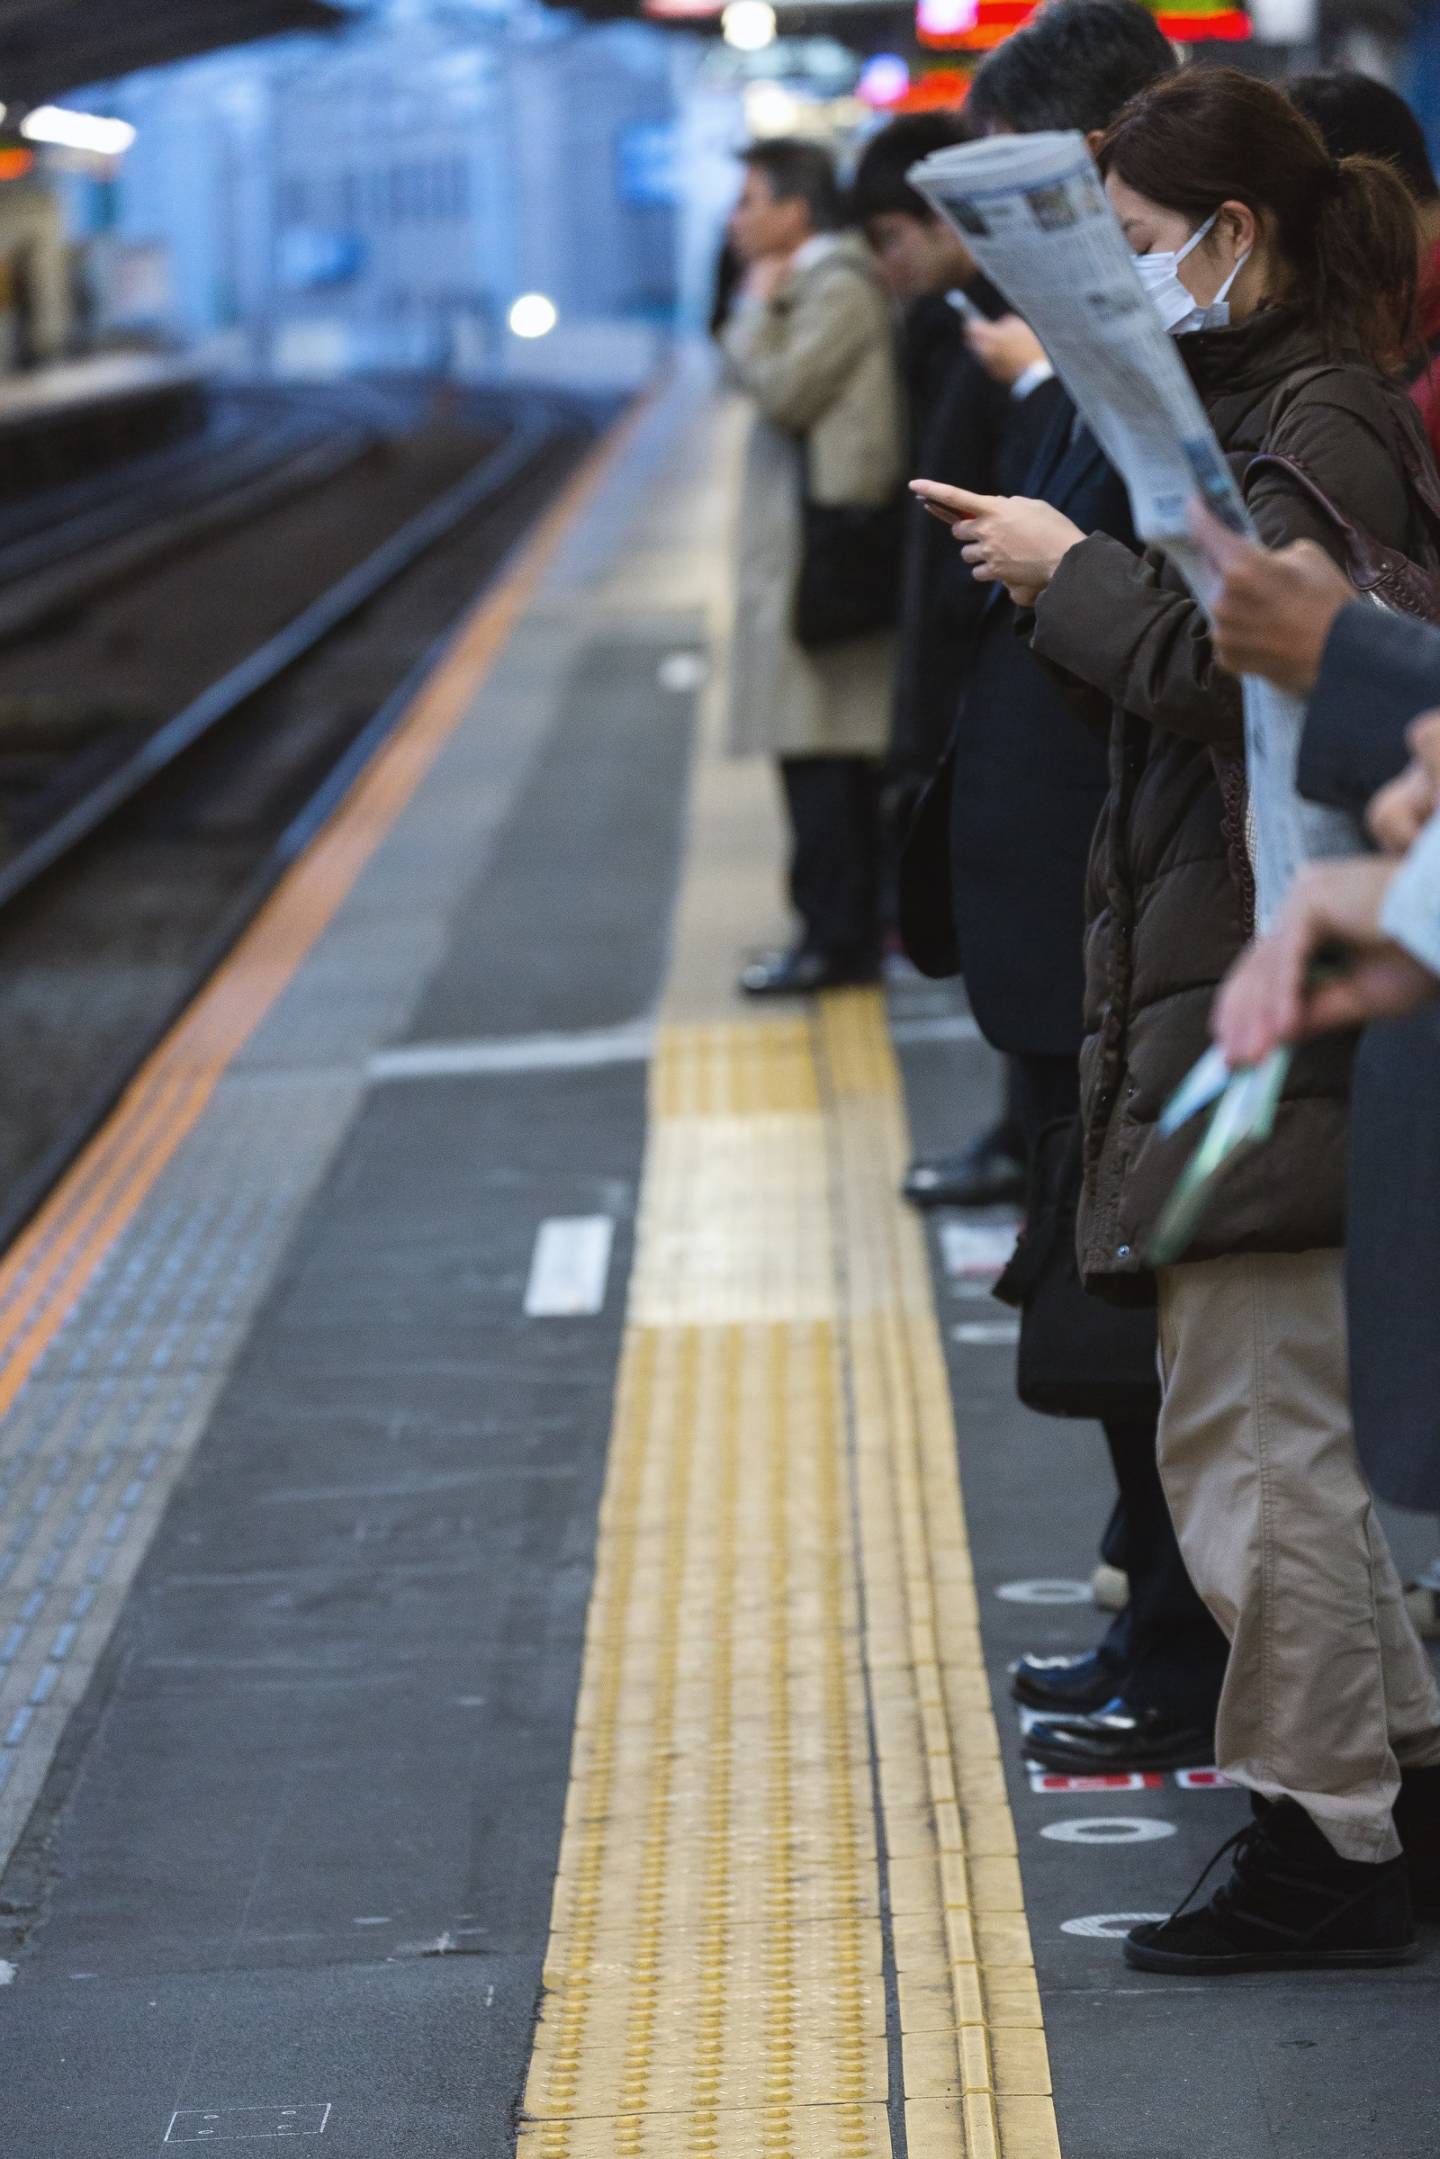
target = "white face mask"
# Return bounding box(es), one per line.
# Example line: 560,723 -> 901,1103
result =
1133,211 -> 1250,337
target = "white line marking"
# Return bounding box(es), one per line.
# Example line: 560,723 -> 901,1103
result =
995,1578 -> 1093,1606
1061,1912 -> 1168,1941
1041,1818 -> 1176,1845
889,1013 -> 981,1045
0,1959 -> 14,1985
938,1220 -> 1021,1279
524,1217 -> 615,1318
952,1320 -> 1020,1347
370,1021 -> 655,1083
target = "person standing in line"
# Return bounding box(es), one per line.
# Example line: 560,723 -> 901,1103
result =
853,109 -> 1064,1212
721,139 -> 904,998
905,0 -> 1232,1776
1287,69 -> 1440,468
924,66 -> 1440,1970
1194,514 -> 1440,1669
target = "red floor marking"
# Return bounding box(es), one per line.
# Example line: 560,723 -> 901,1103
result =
1027,1770 -> 1165,1794
1174,1768 -> 1232,1790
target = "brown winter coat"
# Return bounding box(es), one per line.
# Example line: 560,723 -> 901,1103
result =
1028,307 -> 1440,1294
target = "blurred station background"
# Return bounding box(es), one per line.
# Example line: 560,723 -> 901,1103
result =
1,0 -> 1436,396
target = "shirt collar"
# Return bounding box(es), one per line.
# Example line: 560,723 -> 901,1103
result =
792,233 -> 843,274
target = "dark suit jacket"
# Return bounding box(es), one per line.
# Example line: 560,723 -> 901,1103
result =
1302,601 -> 1440,1510
1301,602 -> 1440,815
892,288 -> 1042,776
900,392 -> 1134,1059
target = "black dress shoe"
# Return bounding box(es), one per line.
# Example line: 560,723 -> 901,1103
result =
1125,1801 -> 1419,1975
1011,1650 -> 1123,1715
1024,1697 -> 1214,1775
739,945 -> 881,998
902,1130 -> 1026,1211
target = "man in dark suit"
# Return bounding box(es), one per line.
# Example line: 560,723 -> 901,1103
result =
854,111 -> 1064,1211
899,0 -> 1232,1772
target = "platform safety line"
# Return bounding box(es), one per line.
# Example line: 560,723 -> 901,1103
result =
0,399 -> 651,1418
519,997 -> 1060,2158
818,998 -> 1059,2159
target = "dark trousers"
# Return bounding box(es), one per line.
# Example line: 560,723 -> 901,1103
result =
1099,1419 -> 1230,1723
779,755 -> 883,962
1008,1052 -> 1228,1721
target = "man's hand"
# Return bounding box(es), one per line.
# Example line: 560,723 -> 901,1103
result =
1188,501 -> 1354,693
965,313 -> 1047,389
1368,712 -> 1440,855
1213,856 -> 1439,1066
909,480 -> 1084,603
744,253 -> 792,303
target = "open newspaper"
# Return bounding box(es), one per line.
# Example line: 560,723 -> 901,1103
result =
909,131 -> 1362,926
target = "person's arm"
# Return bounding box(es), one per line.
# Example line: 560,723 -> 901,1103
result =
1029,530 -> 1246,750
1030,395 -> 1413,754
721,265 -> 885,435
1300,604 -> 1440,812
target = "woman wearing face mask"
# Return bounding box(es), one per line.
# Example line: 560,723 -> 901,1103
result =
916,66 -> 1440,1976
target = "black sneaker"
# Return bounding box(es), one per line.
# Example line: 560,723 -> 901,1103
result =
1011,1649 -> 1123,1715
1125,1800 -> 1420,1976
1024,1698 -> 1213,1775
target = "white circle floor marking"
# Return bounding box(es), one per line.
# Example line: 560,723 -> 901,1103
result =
1061,1912 -> 1169,1940
995,1579 -> 1092,1605
1041,1817 -> 1176,1846
657,651 -> 707,693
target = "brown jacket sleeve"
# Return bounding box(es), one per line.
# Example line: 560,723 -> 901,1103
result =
1028,381 -> 1419,757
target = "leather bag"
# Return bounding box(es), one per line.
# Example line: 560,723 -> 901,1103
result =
1246,372 -> 1440,625
792,489 -> 904,649
992,1117 -> 1162,1423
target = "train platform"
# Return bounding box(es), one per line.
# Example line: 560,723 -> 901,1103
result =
0,353 -> 1435,2159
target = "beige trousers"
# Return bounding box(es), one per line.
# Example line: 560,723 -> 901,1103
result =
1156,1249 -> 1440,1864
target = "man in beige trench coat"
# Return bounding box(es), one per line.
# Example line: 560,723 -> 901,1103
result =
722,138 -> 904,997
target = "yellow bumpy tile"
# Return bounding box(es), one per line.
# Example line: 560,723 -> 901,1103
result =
519,994 -> 1060,2156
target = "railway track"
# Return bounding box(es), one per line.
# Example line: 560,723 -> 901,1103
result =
0,386 -> 612,1238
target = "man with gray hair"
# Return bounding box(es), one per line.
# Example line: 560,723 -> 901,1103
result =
722,138 -> 903,997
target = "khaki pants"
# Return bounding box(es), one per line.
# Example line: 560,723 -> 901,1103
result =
1156,1249 -> 1440,1864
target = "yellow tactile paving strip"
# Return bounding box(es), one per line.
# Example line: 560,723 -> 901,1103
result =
519,994 -> 1061,2159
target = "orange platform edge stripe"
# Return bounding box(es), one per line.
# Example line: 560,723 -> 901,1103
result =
0,393 -> 652,1418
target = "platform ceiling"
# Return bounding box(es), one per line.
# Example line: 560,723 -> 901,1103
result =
0,0 -> 344,107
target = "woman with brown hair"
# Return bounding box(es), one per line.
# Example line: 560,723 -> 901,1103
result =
916,66 -> 1440,1974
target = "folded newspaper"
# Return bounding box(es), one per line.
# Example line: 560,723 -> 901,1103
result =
909,131 -> 1363,927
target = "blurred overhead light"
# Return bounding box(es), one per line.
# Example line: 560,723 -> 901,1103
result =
858,53 -> 911,106
1248,0 -> 1315,35
723,1 -> 777,49
744,81 -> 800,132
915,0 -> 979,39
508,293 -> 558,340
21,105 -> 136,156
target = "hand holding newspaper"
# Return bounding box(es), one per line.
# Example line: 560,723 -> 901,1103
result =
907,131 -> 1365,929
907,132 -> 1367,1260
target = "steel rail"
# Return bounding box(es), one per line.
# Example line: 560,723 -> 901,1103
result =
0,399 -> 557,916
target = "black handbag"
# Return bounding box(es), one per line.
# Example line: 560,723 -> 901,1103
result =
992,1116 -> 1162,1424
792,489 -> 904,650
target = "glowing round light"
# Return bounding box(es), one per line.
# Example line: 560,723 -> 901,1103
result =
858,53 -> 911,106
508,293 -> 558,340
723,1 -> 777,50
915,0 -> 979,37
744,81 -> 800,134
